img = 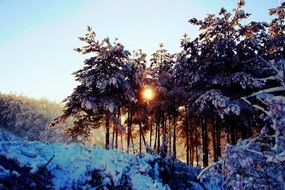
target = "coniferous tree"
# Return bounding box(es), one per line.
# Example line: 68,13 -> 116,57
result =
126,49 -> 147,152
50,27 -> 135,149
175,0 -> 280,166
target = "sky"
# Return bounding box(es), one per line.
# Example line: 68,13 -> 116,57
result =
0,0 -> 283,102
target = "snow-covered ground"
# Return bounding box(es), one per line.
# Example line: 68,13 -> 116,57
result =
0,131 -> 203,190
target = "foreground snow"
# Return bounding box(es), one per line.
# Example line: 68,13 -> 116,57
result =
0,132 -> 202,189
0,142 -> 164,189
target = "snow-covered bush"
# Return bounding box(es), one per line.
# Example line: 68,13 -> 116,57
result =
199,94 -> 285,190
0,139 -> 169,189
0,130 -> 207,189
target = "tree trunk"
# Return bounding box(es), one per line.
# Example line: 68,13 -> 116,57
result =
112,124 -> 115,149
173,115 -> 177,159
202,118 -> 208,167
139,123 -> 142,154
127,109 -> 130,151
189,119 -> 194,165
142,129 -> 147,147
230,117 -> 237,145
216,117 -> 221,159
169,116 -> 172,156
121,134 -> 124,150
162,113 -> 166,144
127,104 -> 133,152
131,132 -> 135,153
154,120 -> 158,151
105,113 -> 110,149
190,129 -> 194,165
212,118 -> 217,162
226,119 -> 230,144
118,107 -> 122,150
149,121 -> 152,148
186,111 -> 190,165
195,123 -> 199,167
115,126 -> 118,149
157,115 -> 161,153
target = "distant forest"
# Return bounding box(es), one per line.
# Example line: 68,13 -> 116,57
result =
0,93 -> 71,142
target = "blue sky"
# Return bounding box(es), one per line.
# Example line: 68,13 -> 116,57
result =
0,0 -> 282,102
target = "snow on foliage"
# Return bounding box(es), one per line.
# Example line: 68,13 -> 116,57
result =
0,130 -> 206,189
199,93 -> 285,190
194,90 -> 240,118
199,141 -> 285,190
0,139 -> 169,189
51,27 -> 137,141
231,72 -> 264,89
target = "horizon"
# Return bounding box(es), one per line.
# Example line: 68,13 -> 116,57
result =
0,0 -> 283,102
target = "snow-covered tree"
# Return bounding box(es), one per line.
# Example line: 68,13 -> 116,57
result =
150,43 -> 173,79
199,94 -> 285,190
50,27 -> 135,149
174,0 -> 280,166
125,49 -> 147,152
198,3 -> 285,189
149,44 -> 187,159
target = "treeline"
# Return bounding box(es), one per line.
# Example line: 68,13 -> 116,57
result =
51,1 -> 285,167
0,92 -> 71,142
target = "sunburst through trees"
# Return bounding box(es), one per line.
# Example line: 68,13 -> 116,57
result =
51,1 -> 285,175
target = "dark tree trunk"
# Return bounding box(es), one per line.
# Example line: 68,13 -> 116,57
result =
118,107 -> 122,149
212,118 -> 217,162
115,127 -> 118,149
226,119 -> 230,144
105,113 -> 110,149
190,130 -> 194,165
216,117 -> 221,159
121,134 -> 124,150
241,123 -> 248,140
169,116 -> 172,156
127,110 -> 130,150
154,120 -> 158,150
112,124 -> 115,149
173,115 -> 177,159
131,132 -> 135,153
162,113 -> 166,144
127,104 -> 133,152
186,112 -> 190,165
195,123 -> 199,167
230,117 -> 237,145
150,121 -> 152,148
142,129 -> 147,147
201,118 -> 208,167
157,115 -> 161,153
115,109 -> 119,149
139,123 -> 142,154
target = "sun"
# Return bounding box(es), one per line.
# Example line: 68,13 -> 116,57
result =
143,87 -> 154,101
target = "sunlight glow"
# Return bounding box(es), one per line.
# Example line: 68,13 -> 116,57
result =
143,87 -> 154,101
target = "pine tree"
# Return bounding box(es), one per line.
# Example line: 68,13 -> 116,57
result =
50,27 -> 135,149
175,0 -> 279,166
126,49 -> 147,152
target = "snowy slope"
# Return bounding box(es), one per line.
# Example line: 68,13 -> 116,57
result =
0,130 -> 19,142
0,141 -> 168,189
0,132 -> 204,190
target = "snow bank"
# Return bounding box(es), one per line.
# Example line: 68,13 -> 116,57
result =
0,130 -> 205,189
0,139 -> 169,189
